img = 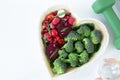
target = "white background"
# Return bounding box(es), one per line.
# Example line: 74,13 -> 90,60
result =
0,0 -> 120,80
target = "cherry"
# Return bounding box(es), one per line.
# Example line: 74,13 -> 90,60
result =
58,38 -> 65,45
41,29 -> 48,35
42,20 -> 48,29
44,33 -> 52,42
46,43 -> 59,60
52,10 -> 58,16
66,12 -> 71,16
45,13 -> 55,23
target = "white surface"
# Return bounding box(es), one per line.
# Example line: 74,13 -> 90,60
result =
0,0 -> 120,80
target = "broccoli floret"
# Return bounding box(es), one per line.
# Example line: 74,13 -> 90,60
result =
68,53 -> 79,67
83,38 -> 94,53
90,30 -> 102,44
62,40 -> 74,53
53,58 -> 67,74
79,50 -> 89,64
79,23 -> 95,30
64,31 -> 80,41
77,26 -> 91,37
58,49 -> 68,59
75,41 -> 84,53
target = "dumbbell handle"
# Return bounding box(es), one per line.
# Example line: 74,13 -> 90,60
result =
103,7 -> 120,49
103,7 -> 120,37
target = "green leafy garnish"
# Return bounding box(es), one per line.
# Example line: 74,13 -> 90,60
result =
61,27 -> 68,32
57,12 -> 65,17
47,24 -> 51,34
50,49 -> 58,59
42,35 -> 47,48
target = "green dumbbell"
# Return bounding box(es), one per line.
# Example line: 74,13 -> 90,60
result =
92,0 -> 120,50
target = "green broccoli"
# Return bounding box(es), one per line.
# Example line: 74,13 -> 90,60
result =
53,58 -> 67,74
62,40 -> 74,53
64,31 -> 80,41
79,23 -> 95,31
77,26 -> 91,37
58,49 -> 68,59
75,41 -> 84,53
79,50 -> 89,64
83,38 -> 94,53
90,30 -> 102,44
68,53 -> 79,67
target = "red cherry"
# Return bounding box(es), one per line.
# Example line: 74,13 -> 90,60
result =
45,33 -> 52,42
51,29 -> 58,37
68,17 -> 75,25
52,17 -> 60,26
52,10 -> 58,16
53,36 -> 60,43
50,23 -> 55,29
58,38 -> 65,45
45,13 -> 55,23
64,15 -> 70,20
64,22 -> 68,27
66,12 -> 71,16
42,20 -> 48,29
55,36 -> 60,41
41,29 -> 48,35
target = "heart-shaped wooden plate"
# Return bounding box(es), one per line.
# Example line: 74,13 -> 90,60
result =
39,5 -> 109,78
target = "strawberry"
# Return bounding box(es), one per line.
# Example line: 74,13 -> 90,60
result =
51,29 -> 58,37
45,13 -> 55,23
44,33 -> 52,42
52,17 -> 60,26
42,20 -> 48,29
68,17 -> 75,25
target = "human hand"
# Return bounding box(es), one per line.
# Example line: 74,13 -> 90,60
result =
96,76 -> 120,80
96,58 -> 120,80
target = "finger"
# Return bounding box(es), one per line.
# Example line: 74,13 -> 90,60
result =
104,58 -> 116,62
96,77 -> 103,80
116,76 -> 120,80
104,58 -> 120,66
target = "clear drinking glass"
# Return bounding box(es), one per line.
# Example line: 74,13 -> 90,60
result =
98,61 -> 120,80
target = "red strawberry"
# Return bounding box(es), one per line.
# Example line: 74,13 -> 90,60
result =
52,10 -> 58,16
68,17 -> 75,25
52,17 -> 60,26
58,38 -> 65,45
42,20 -> 48,29
51,29 -> 58,37
45,33 -> 52,42
45,13 -> 55,23
41,29 -> 48,35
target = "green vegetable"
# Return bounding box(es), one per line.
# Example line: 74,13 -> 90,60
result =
83,38 -> 94,53
79,50 -> 89,64
58,49 -> 68,59
79,23 -> 95,30
68,53 -> 79,67
90,30 -> 102,44
64,31 -> 80,41
62,40 -> 74,53
50,49 -> 58,59
77,26 -> 91,37
94,43 -> 101,52
75,41 -> 84,53
42,35 -> 47,48
61,27 -> 68,32
53,58 -> 67,74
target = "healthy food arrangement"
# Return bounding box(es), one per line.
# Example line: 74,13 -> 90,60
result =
41,9 -> 103,75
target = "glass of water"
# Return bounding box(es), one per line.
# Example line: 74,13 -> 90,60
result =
98,59 -> 120,80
